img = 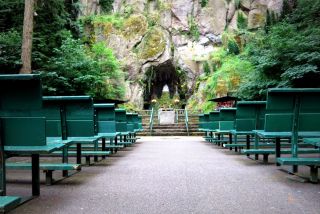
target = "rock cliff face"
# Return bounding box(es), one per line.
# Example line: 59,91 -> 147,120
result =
81,0 -> 284,108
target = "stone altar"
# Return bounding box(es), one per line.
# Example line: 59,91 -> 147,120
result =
158,108 -> 175,124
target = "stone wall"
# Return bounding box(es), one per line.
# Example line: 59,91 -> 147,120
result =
81,0 -> 285,109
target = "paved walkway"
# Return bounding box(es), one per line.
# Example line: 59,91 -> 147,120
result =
8,137 -> 320,214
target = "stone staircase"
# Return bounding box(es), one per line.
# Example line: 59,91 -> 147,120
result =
138,114 -> 203,136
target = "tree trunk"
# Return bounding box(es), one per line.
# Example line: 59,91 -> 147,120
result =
20,0 -> 35,74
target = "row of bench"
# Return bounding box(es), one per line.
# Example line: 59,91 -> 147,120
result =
0,74 -> 143,213
199,88 -> 320,183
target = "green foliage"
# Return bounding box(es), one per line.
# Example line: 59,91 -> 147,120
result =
119,102 -> 140,112
38,36 -> 125,100
152,92 -> 181,109
137,27 -> 166,59
227,39 -> 240,55
187,47 -> 253,112
203,61 -> 211,75
100,0 -> 114,13
237,12 -> 248,30
237,0 -> 320,100
188,15 -> 200,41
234,0 -> 241,9
0,30 -> 22,73
200,0 -> 208,8
90,14 -> 124,29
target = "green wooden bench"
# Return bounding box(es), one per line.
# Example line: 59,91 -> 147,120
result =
0,74 -> 70,200
126,113 -> 140,143
204,111 -> 220,143
198,114 -> 205,131
43,96 -> 108,165
227,101 -> 266,153
137,115 -> 144,132
212,108 -> 236,146
94,103 -> 122,154
0,196 -> 21,213
255,88 -> 320,182
115,109 -> 132,146
304,138 -> 320,147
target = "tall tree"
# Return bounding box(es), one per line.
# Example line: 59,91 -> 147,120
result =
20,0 -> 35,74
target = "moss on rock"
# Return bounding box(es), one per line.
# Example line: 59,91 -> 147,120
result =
122,14 -> 148,39
137,27 -> 166,60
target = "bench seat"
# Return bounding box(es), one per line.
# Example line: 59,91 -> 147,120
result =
69,144 -> 124,149
277,157 -> 320,166
118,142 -> 134,145
97,132 -> 120,138
241,148 -> 320,155
0,196 -> 21,213
6,162 -> 81,185
277,157 -> 320,183
6,162 -> 81,171
230,130 -> 254,135
223,143 -> 292,148
67,136 -> 101,143
304,138 -> 320,147
4,144 -> 65,155
51,151 -> 111,156
255,131 -> 320,138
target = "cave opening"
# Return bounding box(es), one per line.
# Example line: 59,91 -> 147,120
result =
143,60 -> 187,110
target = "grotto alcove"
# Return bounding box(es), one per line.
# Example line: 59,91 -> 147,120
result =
143,60 -> 187,110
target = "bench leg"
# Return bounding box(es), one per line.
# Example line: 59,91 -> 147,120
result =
62,147 -> 68,177
263,154 -> 269,163
292,165 -> 298,174
229,133 -> 232,151
217,134 -> 221,146
45,170 -> 53,186
32,154 -> 40,196
102,138 -> 106,159
246,135 -> 250,157
86,156 -> 91,165
77,143 -> 82,165
94,141 -> 98,162
114,136 -> 118,153
275,137 -> 281,166
310,166 -> 319,183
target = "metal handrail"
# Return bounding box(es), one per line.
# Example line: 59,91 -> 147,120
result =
185,108 -> 189,136
149,107 -> 154,136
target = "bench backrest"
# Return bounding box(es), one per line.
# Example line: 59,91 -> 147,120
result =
43,96 -> 95,137
265,88 -> 320,132
138,115 -> 143,129
198,114 -> 205,129
235,101 -> 266,131
0,74 -> 47,147
94,104 -> 116,134
1,117 -> 46,146
202,113 -> 210,130
0,74 -> 42,117
65,97 -> 94,137
219,108 -> 236,130
126,113 -> 136,132
42,100 -> 64,137
208,111 -> 220,130
115,109 -> 127,132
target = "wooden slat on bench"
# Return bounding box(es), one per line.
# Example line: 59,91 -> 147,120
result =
242,148 -> 320,155
6,163 -> 81,171
304,138 -> 320,147
51,151 -> 111,156
0,196 -> 21,213
277,157 -> 320,166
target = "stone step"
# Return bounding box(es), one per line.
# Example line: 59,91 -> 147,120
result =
150,125 -> 199,129
138,132 -> 204,136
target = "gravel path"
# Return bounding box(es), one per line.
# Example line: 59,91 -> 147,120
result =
8,137 -> 320,214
